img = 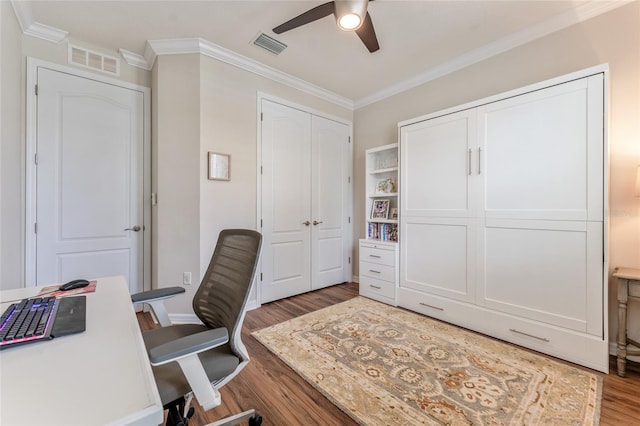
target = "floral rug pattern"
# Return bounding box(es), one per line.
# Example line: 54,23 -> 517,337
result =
253,297 -> 601,425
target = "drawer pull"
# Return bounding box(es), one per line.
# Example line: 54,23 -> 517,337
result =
419,302 -> 443,311
368,254 -> 381,258
509,328 -> 550,342
369,285 -> 382,290
369,270 -> 381,274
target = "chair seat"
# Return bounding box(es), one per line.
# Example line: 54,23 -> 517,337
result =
143,324 -> 240,406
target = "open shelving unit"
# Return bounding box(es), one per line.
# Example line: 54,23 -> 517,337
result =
365,143 -> 398,242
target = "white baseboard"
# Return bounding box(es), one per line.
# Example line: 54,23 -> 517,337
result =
352,275 -> 359,284
168,313 -> 201,325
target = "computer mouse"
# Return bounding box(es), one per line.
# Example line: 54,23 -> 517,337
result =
59,279 -> 90,291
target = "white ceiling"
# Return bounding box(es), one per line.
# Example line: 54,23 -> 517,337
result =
15,0 -> 625,107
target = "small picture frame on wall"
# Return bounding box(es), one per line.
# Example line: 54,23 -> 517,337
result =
208,152 -> 230,181
371,199 -> 390,219
390,207 -> 398,220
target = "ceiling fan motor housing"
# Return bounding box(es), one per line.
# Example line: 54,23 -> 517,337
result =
335,0 -> 369,30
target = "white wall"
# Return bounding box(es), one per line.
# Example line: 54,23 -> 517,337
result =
1,1 -> 24,290
353,2 -> 640,343
152,53 -> 353,316
199,56 -> 353,307
0,8 -> 150,290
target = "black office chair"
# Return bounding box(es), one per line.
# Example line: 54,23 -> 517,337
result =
132,229 -> 263,426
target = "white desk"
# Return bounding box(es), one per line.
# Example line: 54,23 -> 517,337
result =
0,276 -> 163,425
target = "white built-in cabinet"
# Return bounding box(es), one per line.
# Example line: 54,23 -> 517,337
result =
398,68 -> 608,372
359,144 -> 399,304
260,99 -> 353,303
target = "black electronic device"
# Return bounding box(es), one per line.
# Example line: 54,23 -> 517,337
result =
59,279 -> 90,291
0,296 -> 86,350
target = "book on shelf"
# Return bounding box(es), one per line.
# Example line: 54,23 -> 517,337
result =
367,222 -> 398,242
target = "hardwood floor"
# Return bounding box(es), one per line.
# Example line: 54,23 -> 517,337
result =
138,282 -> 640,425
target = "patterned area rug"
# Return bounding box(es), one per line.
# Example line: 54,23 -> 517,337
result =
253,297 -> 602,425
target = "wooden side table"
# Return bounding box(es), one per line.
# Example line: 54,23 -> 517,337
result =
614,267 -> 640,377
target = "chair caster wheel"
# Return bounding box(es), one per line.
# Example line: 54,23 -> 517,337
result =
249,414 -> 262,426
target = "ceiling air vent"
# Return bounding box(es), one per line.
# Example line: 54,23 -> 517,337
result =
253,33 -> 287,55
68,44 -> 120,76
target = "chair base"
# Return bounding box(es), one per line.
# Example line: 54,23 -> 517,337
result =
164,396 -> 261,426
207,409 -> 262,426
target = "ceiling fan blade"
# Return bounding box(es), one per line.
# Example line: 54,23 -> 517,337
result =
273,2 -> 335,34
355,11 -> 379,52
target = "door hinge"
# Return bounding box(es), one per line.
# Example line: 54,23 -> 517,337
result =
348,136 -> 351,143
261,112 -> 263,121
34,223 -> 37,234
260,166 -> 263,175
260,272 -> 263,281
348,176 -> 351,184
348,216 -> 351,224
348,256 -> 351,264
34,153 -> 38,165
35,84 -> 38,96
260,219 -> 263,228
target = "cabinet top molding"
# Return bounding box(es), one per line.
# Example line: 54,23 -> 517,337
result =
398,63 -> 608,128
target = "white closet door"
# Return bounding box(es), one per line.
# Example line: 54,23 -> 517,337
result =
311,115 -> 351,289
400,109 -> 478,302
477,74 -> 604,221
260,100 -> 312,303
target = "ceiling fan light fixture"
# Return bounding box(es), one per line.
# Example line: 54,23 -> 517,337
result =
335,0 -> 367,31
338,13 -> 361,30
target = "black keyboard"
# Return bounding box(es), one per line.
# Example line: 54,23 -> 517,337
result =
0,297 -> 59,349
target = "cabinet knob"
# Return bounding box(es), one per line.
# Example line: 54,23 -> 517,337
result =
313,220 -> 323,226
302,221 -> 311,226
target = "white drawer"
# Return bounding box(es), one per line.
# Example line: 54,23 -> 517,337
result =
360,245 -> 395,266
360,261 -> 395,283
360,275 -> 396,299
398,288 -> 608,372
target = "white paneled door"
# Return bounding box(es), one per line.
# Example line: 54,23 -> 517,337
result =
311,115 -> 352,290
261,99 -> 352,303
35,67 -> 145,292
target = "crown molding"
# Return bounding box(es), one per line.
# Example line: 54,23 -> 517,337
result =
145,38 -> 354,110
354,0 -> 631,109
10,0 -> 67,43
119,48 -> 152,71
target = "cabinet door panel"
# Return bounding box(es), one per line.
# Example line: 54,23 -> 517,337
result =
478,219 -> 602,335
401,110 -> 476,218
401,218 -> 475,302
477,74 -> 603,221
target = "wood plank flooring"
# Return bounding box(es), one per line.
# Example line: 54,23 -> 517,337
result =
137,282 -> 640,425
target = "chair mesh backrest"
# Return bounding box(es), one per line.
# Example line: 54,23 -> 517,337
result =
192,229 -> 262,352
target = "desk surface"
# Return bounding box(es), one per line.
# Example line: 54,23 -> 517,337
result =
0,276 -> 163,425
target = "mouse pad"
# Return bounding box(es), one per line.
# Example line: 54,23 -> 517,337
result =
51,296 -> 86,337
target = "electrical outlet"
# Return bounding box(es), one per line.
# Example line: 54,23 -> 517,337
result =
183,272 -> 192,285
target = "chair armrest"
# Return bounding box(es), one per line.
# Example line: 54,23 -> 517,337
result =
149,327 -> 229,366
131,287 -> 185,327
131,286 -> 185,303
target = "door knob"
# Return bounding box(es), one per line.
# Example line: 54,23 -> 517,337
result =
124,225 -> 142,232
313,220 -> 323,226
302,221 -> 311,226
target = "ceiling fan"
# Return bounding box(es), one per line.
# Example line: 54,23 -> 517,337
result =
272,0 -> 380,53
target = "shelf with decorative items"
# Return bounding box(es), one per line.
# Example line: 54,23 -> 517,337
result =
360,143 -> 399,306
365,143 -> 399,243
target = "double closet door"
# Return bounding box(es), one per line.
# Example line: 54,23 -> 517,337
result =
261,100 -> 352,303
400,74 -> 604,335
